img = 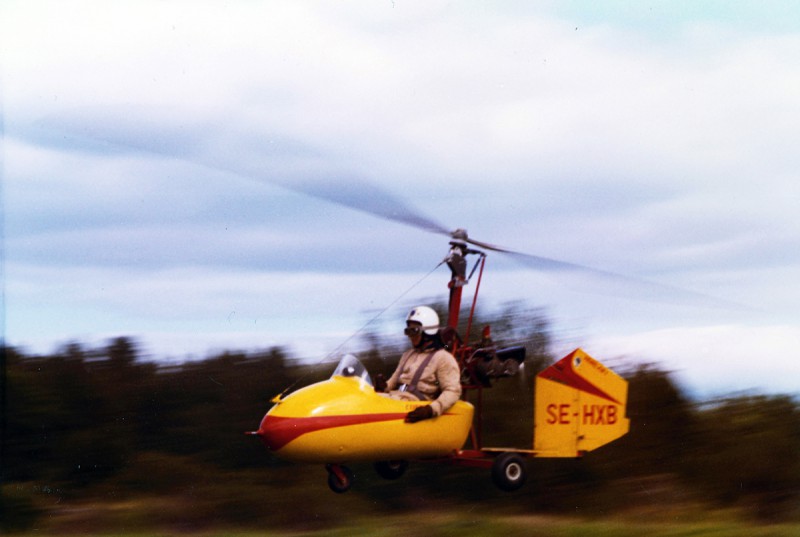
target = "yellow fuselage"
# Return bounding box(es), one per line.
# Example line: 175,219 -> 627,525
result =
254,375 -> 474,463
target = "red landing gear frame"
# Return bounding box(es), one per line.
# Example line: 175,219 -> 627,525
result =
442,254 -> 537,492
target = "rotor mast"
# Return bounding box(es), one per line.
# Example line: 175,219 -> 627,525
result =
445,229 -> 485,334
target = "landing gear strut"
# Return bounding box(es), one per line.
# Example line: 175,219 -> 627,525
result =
374,460 -> 408,480
325,463 -> 354,493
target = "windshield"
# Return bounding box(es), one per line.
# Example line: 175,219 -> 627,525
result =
331,354 -> 373,386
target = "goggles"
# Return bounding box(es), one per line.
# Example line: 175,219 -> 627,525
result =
404,325 -> 436,336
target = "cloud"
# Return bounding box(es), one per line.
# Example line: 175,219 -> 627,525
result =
3,2 -> 799,394
583,324 -> 800,397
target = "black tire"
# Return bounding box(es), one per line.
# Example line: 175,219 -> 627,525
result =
373,460 -> 408,480
491,452 -> 527,492
326,464 -> 354,493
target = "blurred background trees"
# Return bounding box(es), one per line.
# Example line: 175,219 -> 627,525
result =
2,307 -> 798,532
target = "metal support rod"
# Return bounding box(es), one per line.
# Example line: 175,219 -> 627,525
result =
465,256 -> 486,342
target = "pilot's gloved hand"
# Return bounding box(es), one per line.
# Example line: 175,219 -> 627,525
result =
374,374 -> 387,393
405,405 -> 434,423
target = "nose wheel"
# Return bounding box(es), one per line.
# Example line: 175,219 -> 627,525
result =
325,464 -> 354,493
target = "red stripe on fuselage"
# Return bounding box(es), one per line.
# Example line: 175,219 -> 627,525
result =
257,413 -> 407,451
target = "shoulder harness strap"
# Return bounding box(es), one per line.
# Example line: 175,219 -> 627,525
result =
406,350 -> 438,401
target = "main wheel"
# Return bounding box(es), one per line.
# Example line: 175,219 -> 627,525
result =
374,460 -> 408,480
326,464 -> 354,494
491,452 -> 527,492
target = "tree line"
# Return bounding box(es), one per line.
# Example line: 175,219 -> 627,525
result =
2,304 -> 799,532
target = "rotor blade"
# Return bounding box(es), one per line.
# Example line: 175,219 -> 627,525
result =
464,236 -> 517,253
30,107 -> 452,237
268,177 -> 452,237
463,235 -> 744,309
466,235 -> 642,279
26,107 -> 745,309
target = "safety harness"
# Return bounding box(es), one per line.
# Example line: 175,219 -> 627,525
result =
397,350 -> 438,401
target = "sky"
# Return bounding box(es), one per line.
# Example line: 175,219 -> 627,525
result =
2,1 -> 800,398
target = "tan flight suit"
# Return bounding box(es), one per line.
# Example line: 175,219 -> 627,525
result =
386,347 -> 462,416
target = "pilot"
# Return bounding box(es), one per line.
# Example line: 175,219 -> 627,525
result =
382,306 -> 462,423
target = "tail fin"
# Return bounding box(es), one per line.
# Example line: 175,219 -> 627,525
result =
534,348 -> 629,457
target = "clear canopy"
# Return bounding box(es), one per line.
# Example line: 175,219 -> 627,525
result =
331,354 -> 373,386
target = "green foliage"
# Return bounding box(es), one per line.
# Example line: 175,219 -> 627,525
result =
603,364 -> 699,476
0,483 -> 44,533
692,395 -> 800,520
2,306 -> 799,533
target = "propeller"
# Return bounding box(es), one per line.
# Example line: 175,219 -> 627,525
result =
27,106 -> 741,308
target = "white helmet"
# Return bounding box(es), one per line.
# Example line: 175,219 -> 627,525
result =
406,306 -> 440,335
